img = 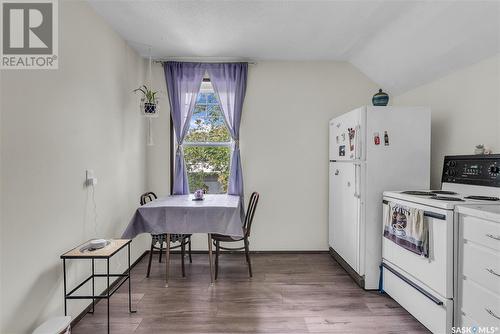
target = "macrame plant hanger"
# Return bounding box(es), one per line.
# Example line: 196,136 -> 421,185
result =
144,47 -> 158,146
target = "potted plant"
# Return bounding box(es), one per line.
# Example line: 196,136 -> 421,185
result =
133,85 -> 158,115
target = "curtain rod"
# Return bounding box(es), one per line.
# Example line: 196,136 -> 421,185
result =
152,59 -> 257,65
125,40 -> 257,65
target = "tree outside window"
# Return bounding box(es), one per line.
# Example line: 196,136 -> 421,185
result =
183,80 -> 231,193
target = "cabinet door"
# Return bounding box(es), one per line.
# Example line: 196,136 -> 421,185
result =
329,162 -> 360,272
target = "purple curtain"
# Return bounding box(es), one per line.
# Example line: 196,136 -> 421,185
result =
163,62 -> 205,195
206,63 -> 248,198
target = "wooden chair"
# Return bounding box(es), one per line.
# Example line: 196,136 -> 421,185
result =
140,192 -> 192,278
211,192 -> 260,279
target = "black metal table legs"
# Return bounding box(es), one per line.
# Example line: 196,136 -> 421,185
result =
128,244 -> 135,314
62,243 -> 136,334
107,257 -> 110,333
63,259 -> 67,316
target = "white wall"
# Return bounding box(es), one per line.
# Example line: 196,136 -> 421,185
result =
146,63 -> 170,196
0,2 -> 149,333
147,61 -> 378,250
393,55 -> 500,188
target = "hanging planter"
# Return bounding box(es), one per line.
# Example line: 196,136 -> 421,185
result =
134,84 -> 159,146
140,98 -> 159,117
134,85 -> 159,118
144,101 -> 156,115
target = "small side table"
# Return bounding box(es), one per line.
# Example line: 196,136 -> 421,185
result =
60,239 -> 136,334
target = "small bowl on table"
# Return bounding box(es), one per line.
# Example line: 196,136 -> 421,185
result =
193,189 -> 205,201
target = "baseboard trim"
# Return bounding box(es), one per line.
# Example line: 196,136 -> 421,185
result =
70,250 -> 148,328
151,250 -> 329,254
329,247 -> 365,288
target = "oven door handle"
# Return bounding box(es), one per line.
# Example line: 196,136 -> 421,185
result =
424,212 -> 446,220
381,263 -> 444,306
382,200 -> 446,221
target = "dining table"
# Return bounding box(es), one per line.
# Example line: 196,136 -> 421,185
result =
122,194 -> 242,286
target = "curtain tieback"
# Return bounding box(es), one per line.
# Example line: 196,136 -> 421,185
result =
233,139 -> 240,148
176,144 -> 183,154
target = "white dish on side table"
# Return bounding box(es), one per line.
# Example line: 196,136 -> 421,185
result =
79,239 -> 110,252
90,239 -> 109,249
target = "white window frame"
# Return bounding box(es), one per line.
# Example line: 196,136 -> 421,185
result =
180,79 -> 232,193
183,79 -> 232,147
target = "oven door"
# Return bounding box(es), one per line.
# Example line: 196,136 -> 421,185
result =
382,197 -> 454,298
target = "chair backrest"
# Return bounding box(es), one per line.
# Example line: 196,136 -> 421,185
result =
244,192 -> 259,238
140,192 -> 157,205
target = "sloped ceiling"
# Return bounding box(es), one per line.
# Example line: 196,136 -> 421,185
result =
88,0 -> 499,94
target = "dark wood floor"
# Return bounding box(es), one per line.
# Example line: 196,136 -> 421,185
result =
72,252 -> 429,334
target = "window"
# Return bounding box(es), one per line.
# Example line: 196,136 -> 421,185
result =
182,79 -> 231,194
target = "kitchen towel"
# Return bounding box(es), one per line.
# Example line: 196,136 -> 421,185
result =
383,203 -> 429,257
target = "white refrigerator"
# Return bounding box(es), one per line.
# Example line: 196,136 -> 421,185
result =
328,106 -> 431,289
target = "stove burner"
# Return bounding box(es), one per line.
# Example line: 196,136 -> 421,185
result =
464,196 -> 500,201
431,196 -> 465,202
432,190 -> 458,195
401,191 -> 435,196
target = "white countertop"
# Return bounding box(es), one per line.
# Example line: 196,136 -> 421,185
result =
456,204 -> 500,222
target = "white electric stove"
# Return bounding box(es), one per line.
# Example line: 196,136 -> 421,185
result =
381,154 -> 500,333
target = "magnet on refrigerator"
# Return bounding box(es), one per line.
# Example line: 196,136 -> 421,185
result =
339,145 -> 346,156
348,128 -> 356,151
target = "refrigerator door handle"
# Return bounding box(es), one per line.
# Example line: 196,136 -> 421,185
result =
355,125 -> 361,160
354,164 -> 361,198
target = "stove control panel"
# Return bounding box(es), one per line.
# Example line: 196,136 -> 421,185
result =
442,155 -> 500,187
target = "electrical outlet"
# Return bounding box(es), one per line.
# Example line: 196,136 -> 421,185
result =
85,169 -> 97,187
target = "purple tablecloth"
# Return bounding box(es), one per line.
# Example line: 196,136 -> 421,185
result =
122,194 -> 243,238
